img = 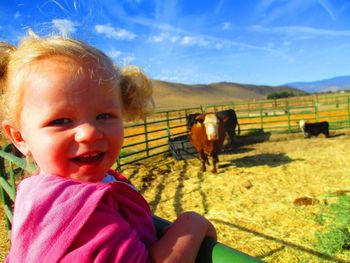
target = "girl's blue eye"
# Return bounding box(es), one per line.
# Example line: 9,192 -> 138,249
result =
50,118 -> 71,125
97,113 -> 114,120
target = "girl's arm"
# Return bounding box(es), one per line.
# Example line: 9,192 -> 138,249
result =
149,211 -> 216,263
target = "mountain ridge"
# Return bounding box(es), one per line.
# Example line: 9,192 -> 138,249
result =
151,79 -> 305,110
151,75 -> 350,110
285,75 -> 350,93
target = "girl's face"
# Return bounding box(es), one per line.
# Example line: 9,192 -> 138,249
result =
13,56 -> 124,182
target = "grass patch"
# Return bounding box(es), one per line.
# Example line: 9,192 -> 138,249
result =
314,195 -> 350,256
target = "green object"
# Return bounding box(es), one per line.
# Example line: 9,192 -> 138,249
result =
152,216 -> 264,263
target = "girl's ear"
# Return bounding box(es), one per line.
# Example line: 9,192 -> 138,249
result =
2,120 -> 30,156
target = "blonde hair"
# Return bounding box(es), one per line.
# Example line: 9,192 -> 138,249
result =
0,32 -> 154,127
0,42 -> 15,93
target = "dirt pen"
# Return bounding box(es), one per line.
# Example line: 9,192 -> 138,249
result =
122,130 -> 350,262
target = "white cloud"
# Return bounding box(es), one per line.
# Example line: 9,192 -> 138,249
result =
318,0 -> 336,20
149,32 -> 181,44
149,32 -> 168,43
283,40 -> 291,47
124,0 -> 143,4
121,55 -> 136,66
214,0 -> 225,15
221,22 -> 232,30
250,25 -> 350,38
255,1 -> 311,25
52,19 -> 77,37
14,12 -> 20,19
170,36 -> 179,43
153,67 -> 201,84
95,24 -> 136,40
180,36 -> 209,47
107,50 -> 122,59
215,43 -> 224,49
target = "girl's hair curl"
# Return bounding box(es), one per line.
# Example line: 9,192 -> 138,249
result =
0,42 -> 16,93
120,65 -> 155,121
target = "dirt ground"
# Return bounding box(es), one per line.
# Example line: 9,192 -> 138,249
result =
1,130 -> 350,262
124,130 -> 350,262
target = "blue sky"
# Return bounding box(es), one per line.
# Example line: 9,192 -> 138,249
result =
1,0 -> 350,86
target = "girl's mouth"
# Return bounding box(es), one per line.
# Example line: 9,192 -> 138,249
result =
72,152 -> 105,163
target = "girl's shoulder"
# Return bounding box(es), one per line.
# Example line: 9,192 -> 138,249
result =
106,169 -> 132,184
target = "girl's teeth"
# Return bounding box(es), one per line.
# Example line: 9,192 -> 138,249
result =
81,153 -> 99,158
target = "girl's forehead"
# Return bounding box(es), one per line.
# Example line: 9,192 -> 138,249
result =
22,56 -> 120,99
29,56 -> 116,85
32,55 -> 114,76
21,58 -> 121,111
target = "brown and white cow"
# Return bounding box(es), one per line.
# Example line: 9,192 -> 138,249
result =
189,112 -> 227,173
186,109 -> 240,149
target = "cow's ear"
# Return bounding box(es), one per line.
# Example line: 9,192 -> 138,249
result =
195,114 -> 205,123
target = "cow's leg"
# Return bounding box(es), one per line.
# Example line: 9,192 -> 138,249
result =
304,132 -> 310,138
324,130 -> 330,138
212,154 -> 219,173
205,155 -> 209,165
199,150 -> 207,172
228,131 -> 235,149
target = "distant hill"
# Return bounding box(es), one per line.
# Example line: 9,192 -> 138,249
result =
285,75 -> 350,93
151,80 -> 305,110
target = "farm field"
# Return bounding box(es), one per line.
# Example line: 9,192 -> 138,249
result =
1,130 -> 350,262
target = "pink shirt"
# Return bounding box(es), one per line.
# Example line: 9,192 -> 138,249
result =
6,170 -> 157,262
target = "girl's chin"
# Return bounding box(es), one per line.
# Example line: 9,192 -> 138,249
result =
70,174 -> 105,182
68,167 -> 106,182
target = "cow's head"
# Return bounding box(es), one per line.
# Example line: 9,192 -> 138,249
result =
299,120 -> 306,131
196,112 -> 226,141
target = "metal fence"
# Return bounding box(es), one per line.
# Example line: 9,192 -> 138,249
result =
118,92 -> 350,168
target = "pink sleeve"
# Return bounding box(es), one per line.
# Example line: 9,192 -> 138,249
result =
60,193 -> 152,263
108,169 -> 133,185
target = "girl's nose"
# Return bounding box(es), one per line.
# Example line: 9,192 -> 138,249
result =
75,123 -> 102,142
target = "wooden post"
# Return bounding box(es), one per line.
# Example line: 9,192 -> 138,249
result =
144,118 -> 149,157
259,103 -> 264,130
347,96 -> 350,127
286,101 -> 291,133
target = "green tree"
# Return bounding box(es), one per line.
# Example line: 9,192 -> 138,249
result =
267,91 -> 295,99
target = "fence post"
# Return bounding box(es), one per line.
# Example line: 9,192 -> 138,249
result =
347,96 -> 350,127
286,101 -> 291,133
259,103 -> 264,130
312,96 -> 319,122
144,118 -> 149,158
166,112 -> 170,132
116,156 -> 121,170
0,157 -> 11,234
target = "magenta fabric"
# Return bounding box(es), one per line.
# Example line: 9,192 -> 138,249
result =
5,170 -> 157,263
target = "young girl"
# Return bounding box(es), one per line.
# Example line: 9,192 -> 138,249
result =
0,33 -> 216,262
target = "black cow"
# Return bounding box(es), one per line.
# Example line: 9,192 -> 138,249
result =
216,109 -> 240,148
186,112 -> 201,131
186,109 -> 240,148
299,120 -> 330,138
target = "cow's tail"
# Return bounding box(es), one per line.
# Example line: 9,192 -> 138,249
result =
236,121 -> 241,135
